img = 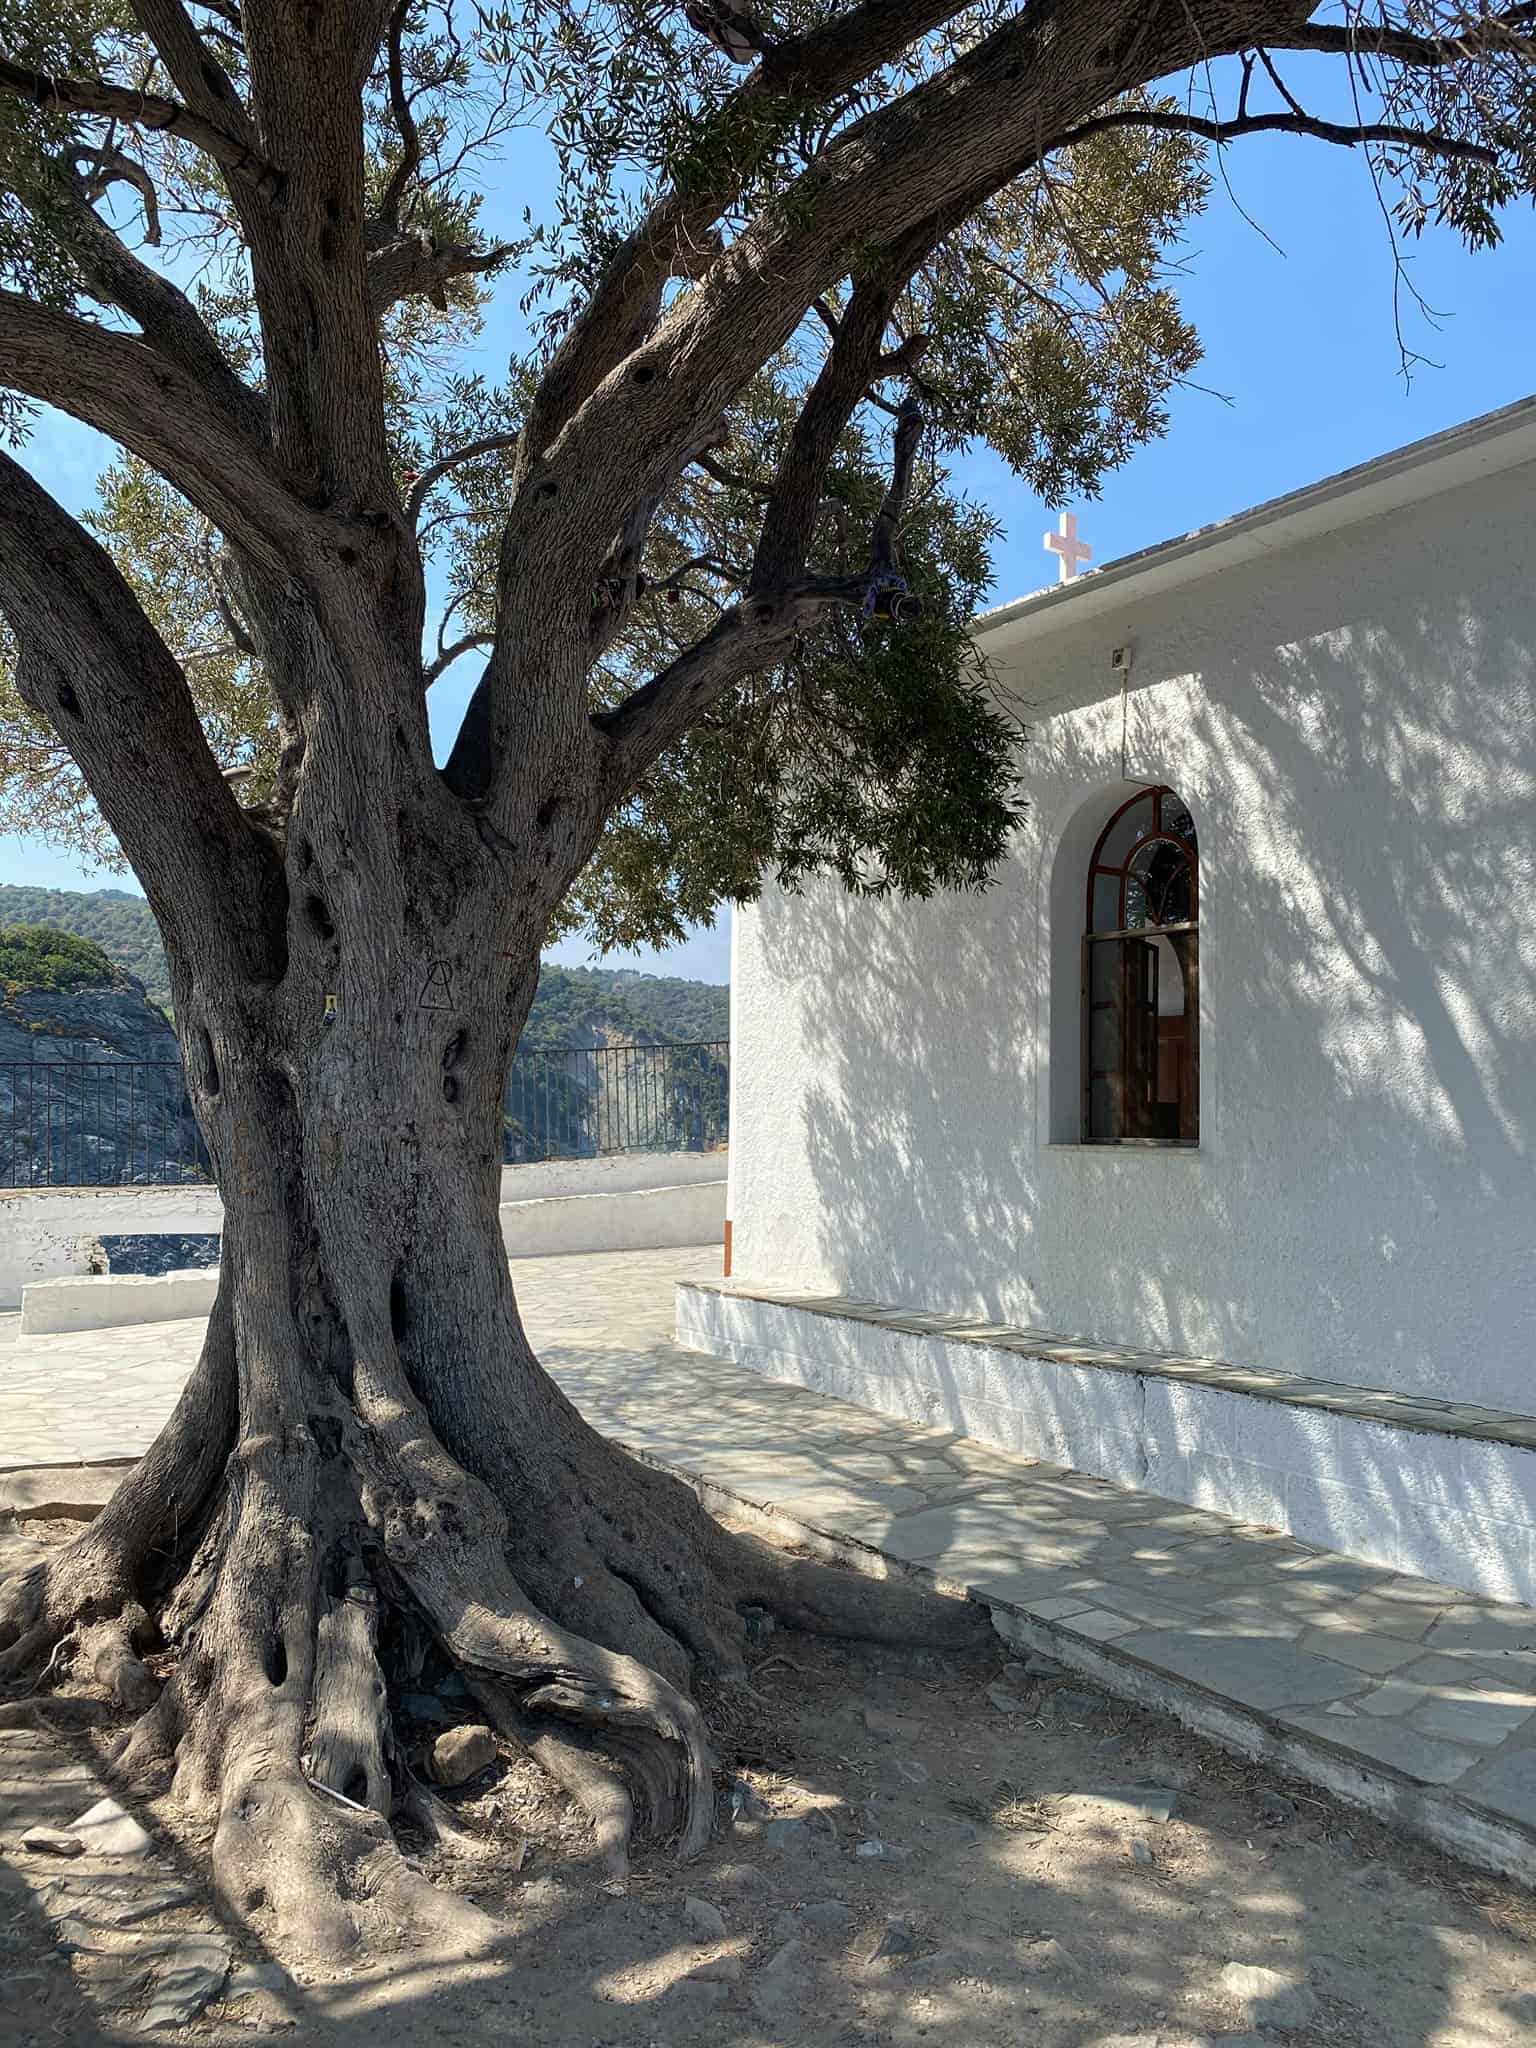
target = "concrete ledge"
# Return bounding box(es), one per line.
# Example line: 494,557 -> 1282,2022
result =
501,1180 -> 725,1259
677,1281 -> 1536,1608
20,1267 -> 219,1335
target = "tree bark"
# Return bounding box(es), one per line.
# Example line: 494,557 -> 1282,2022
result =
0,776 -> 984,1960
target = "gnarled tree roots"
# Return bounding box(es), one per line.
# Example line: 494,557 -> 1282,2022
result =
0,1322 -> 985,1963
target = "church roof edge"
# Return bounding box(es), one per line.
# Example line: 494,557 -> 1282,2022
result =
971,392 -> 1536,659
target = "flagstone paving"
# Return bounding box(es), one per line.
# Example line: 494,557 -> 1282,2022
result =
4,1246 -> 1536,1877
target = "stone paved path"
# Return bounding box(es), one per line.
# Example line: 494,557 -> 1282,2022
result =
3,1247 -> 1536,1879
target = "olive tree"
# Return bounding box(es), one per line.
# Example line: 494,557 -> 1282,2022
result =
0,0 -> 1530,1960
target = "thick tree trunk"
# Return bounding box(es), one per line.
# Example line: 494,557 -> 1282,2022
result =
0,849 -> 984,1959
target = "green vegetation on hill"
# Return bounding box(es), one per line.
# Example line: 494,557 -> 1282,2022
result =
0,886 -> 165,1000
0,886 -> 728,1045
521,966 -> 727,1050
0,924 -> 119,996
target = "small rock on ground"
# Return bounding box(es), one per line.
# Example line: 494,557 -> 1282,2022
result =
1044,1687 -> 1107,1719
138,1935 -> 231,2030
1219,1961 -> 1317,2030
764,1817 -> 809,1854
871,1917 -> 915,1959
70,1797 -> 153,1858
985,1684 -> 1028,1714
19,1825 -> 84,1858
682,1896 -> 727,1941
797,1900 -> 854,1934
885,1755 -> 929,1787
428,1724 -> 497,1787
753,1939 -> 812,2013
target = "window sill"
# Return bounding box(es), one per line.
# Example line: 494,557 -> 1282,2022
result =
1045,1141 -> 1201,1155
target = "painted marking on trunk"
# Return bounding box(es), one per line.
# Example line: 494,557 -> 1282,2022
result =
419,962 -> 455,1011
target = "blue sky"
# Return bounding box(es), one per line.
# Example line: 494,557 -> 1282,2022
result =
5,67 -> 1534,989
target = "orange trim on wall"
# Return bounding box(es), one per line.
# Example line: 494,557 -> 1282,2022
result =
722,1219 -> 732,1278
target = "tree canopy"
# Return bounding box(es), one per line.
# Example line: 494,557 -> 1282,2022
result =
5,0 -> 1529,952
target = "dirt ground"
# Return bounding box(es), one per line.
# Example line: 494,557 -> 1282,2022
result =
2,1512 -> 1534,2048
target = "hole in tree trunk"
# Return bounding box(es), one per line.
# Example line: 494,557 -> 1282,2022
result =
265,1636 -> 288,1687
389,1271 -> 411,1341
342,1769 -> 368,1805
197,1029 -> 220,1098
305,895 -> 336,942
56,683 -> 83,719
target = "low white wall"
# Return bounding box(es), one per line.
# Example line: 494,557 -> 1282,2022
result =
677,1284 -> 1536,1608
502,1180 -> 725,1259
0,1154 -> 727,1306
0,1187 -> 221,1307
501,1151 -> 726,1201
21,1266 -> 220,1335
14,1179 -> 726,1331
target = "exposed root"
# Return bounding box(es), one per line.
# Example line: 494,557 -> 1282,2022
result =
212,1756 -> 496,1962
78,1608 -> 159,1712
400,1769 -> 501,1860
0,1237 -> 991,1966
731,1524 -> 992,1650
0,1694 -> 110,1729
472,1680 -> 636,1877
307,1557 -> 391,1816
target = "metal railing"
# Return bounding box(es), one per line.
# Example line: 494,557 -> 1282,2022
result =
0,1062 -> 212,1189
0,1040 -> 730,1187
503,1040 -> 729,1164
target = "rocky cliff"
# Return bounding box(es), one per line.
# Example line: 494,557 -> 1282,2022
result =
0,926 -> 205,1187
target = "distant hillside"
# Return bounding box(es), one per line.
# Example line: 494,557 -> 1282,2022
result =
0,885 -> 728,1043
525,966 -> 728,1049
0,905 -> 727,1181
0,886 -> 167,1003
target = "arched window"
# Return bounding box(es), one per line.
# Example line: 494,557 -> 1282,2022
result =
1084,786 -> 1199,1144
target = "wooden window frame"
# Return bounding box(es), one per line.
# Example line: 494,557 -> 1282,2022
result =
1081,786 -> 1200,1148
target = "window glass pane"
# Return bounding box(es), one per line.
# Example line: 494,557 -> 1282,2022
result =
1127,839 -> 1193,926
1089,1077 -> 1120,1144
1091,871 -> 1122,932
1087,941 -> 1123,1142
1163,795 -> 1197,849
1092,790 -> 1157,871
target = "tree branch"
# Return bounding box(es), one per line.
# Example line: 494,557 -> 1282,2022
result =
366,232 -> 513,318
598,391 -> 927,793
1270,14 -> 1536,69
0,450 -> 284,973
0,294 -> 313,575
423,632 -> 494,686
0,53 -> 283,198
1055,103 -> 1501,165
377,1 -> 422,232
518,0 -> 989,466
38,154 -> 267,438
752,231 -> 933,593
406,432 -> 521,527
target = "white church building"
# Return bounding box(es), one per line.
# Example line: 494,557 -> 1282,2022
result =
679,394 -> 1536,1608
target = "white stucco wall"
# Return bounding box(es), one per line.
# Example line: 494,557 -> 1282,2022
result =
729,454 -> 1536,1414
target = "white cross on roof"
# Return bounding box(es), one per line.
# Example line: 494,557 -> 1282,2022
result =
1043,511 -> 1093,583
